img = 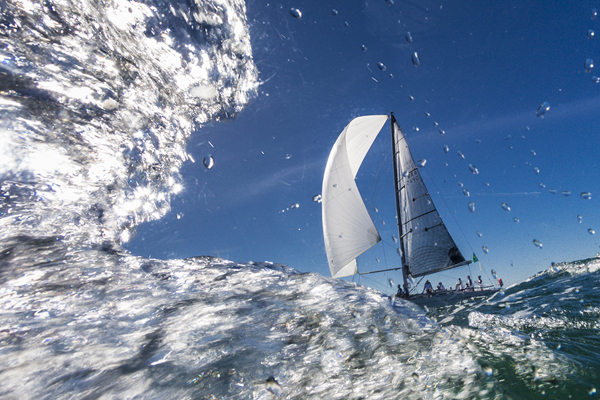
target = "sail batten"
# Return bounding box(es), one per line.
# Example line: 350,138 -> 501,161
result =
322,115 -> 389,278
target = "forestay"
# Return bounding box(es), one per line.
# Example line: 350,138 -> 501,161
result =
322,115 -> 388,278
391,118 -> 467,277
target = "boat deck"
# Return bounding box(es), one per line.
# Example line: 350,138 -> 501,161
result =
398,288 -> 498,308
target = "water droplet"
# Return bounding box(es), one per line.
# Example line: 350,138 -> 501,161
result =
413,126 -> 419,132
589,387 -> 597,396
536,102 -> 551,117
411,52 -> 420,67
463,188 -> 470,197
530,150 -> 536,156
285,153 -> 292,159
539,182 -> 546,188
588,29 -> 595,38
374,207 -> 379,212
457,151 -> 465,159
376,257 -> 380,263
396,248 -> 402,257
491,269 -> 497,279
477,231 -> 483,237
408,274 -> 416,288
290,8 -> 302,18
265,377 -> 282,396
443,145 -> 449,153
381,220 -> 385,225
312,194 -> 322,203
369,325 -> 378,334
361,44 -> 367,51
332,184 -> 338,188
386,0 -> 394,5
203,155 -> 215,169
344,21 -> 349,27
513,217 -> 519,223
549,188 -> 556,194
468,164 -> 479,174
581,192 -> 592,200
389,73 -> 394,79
425,112 -> 431,117
388,278 -> 394,288
562,191 -> 571,197
468,202 -> 475,213
592,8 -> 598,20
290,203 -> 300,209
593,76 -> 600,83
392,234 -> 398,243
408,95 -> 415,101
482,246 -> 489,254
417,159 -> 427,167
433,121 -> 438,126
533,239 -> 543,249
405,31 -> 413,43
589,228 -> 595,235
585,58 -> 594,73
458,182 -> 464,187
578,215 -> 583,223
332,9 -> 338,15
501,202 -> 511,212
377,62 -> 387,71
482,365 -> 493,376
534,167 -> 540,174
439,129 -> 446,135
402,170 -> 409,177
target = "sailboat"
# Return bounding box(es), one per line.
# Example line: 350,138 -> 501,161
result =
321,114 -> 498,308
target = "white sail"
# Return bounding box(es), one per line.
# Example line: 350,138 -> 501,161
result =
322,115 -> 388,278
392,118 -> 467,277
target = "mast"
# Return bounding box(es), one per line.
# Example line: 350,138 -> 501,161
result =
390,113 -> 409,292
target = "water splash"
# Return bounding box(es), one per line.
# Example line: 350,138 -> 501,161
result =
0,0 -> 258,246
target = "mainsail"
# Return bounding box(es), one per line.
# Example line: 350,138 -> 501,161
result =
322,115 -> 388,278
391,115 -> 467,277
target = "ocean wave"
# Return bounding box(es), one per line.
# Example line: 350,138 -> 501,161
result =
0,0 -> 257,247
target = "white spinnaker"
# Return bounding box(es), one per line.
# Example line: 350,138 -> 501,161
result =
322,115 -> 388,278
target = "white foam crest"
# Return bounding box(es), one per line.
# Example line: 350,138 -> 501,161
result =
0,0 -> 257,246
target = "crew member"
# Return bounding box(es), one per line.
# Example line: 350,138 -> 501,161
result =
422,280 -> 433,294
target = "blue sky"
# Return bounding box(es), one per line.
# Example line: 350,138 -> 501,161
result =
126,0 -> 600,293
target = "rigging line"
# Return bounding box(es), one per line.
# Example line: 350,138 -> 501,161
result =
360,273 -> 390,294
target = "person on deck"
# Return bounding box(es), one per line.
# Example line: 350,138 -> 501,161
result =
456,278 -> 464,291
466,275 -> 473,291
422,280 -> 433,294
476,275 -> 483,291
437,282 -> 445,291
396,284 -> 404,298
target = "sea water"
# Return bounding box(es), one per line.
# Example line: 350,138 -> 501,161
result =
1,0 -> 599,399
